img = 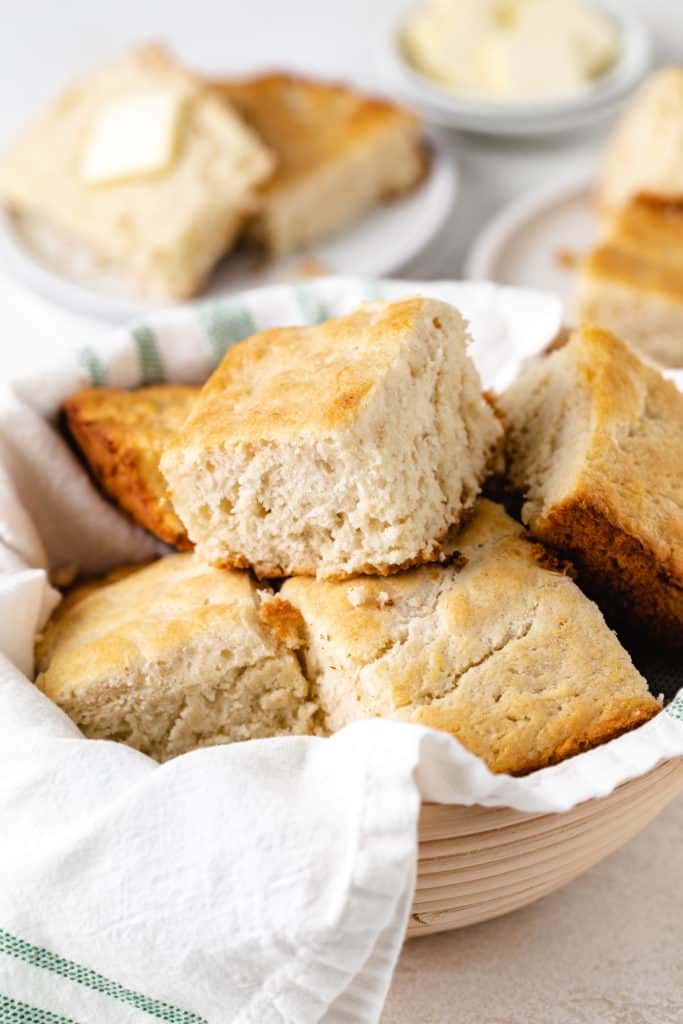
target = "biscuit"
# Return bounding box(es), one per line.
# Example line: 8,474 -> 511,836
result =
64,385 -> 198,549
35,555 -> 317,761
160,297 -> 502,580
0,46 -> 274,299
281,500 -> 659,775
598,67 -> 683,214
216,71 -> 426,256
498,325 -> 683,646
575,199 -> 683,367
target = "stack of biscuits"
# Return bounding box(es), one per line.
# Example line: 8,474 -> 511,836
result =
576,67 -> 683,368
36,296 -> 683,775
0,47 -> 426,301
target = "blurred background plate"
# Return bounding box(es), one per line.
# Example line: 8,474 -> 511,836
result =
0,134 -> 458,323
465,164 -> 596,300
466,165 -> 683,391
382,0 -> 652,136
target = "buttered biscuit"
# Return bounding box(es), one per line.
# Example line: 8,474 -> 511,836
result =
0,47 -> 274,299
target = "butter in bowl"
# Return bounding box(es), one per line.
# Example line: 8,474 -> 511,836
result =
383,0 -> 652,135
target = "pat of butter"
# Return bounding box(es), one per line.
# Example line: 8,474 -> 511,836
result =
82,88 -> 189,186
403,0 -> 620,104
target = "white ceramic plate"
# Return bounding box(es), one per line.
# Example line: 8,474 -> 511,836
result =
464,164 -> 596,302
465,165 -> 683,390
382,0 -> 651,136
0,138 -> 458,323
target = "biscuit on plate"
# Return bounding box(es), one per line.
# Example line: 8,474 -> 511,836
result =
498,326 -> 683,646
601,195 -> 683,268
64,385 -> 198,549
575,198 -> 683,367
281,500 -> 659,775
216,72 -> 426,256
598,67 -> 683,215
35,555 -> 316,761
160,297 -> 502,580
0,46 -> 274,299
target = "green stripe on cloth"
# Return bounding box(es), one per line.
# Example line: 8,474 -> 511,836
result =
201,299 -> 256,364
0,993 -> 81,1024
0,930 -> 206,1024
131,324 -> 164,384
77,347 -> 108,388
665,694 -> 683,721
294,282 -> 327,325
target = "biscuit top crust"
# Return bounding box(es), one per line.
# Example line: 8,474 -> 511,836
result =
584,242 -> 683,303
532,327 -> 683,580
167,297 -> 468,448
65,385 -> 197,437
281,497 -> 659,775
35,555 -> 277,702
608,196 -> 683,266
281,499 -> 527,665
599,66 -> 683,211
257,593 -> 307,650
63,385 -> 198,548
216,72 -> 419,192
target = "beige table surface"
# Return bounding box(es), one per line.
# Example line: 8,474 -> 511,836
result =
384,793 -> 683,1023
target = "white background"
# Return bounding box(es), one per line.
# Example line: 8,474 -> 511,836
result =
0,2 -> 682,1021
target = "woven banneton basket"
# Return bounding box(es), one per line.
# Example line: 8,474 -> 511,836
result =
407,756 -> 683,937
406,642 -> 683,936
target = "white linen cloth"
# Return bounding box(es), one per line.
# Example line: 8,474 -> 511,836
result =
1,274 -> 682,1024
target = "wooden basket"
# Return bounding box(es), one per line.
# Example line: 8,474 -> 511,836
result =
408,756 -> 683,938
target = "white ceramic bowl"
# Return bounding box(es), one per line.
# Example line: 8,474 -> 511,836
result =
381,0 -> 652,136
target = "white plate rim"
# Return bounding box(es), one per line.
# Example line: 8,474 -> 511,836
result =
381,0 -> 652,135
464,164 -> 596,281
0,135 -> 458,323
464,166 -> 683,391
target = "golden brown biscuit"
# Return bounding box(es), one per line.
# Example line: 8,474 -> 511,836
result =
215,71 -> 426,256
575,202 -> 683,368
281,500 -> 659,775
499,325 -> 683,647
64,385 -> 198,549
35,554 -> 316,761
606,195 -> 683,267
0,46 -> 274,299
160,298 -> 502,579
598,67 -> 683,214
586,69 -> 683,366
